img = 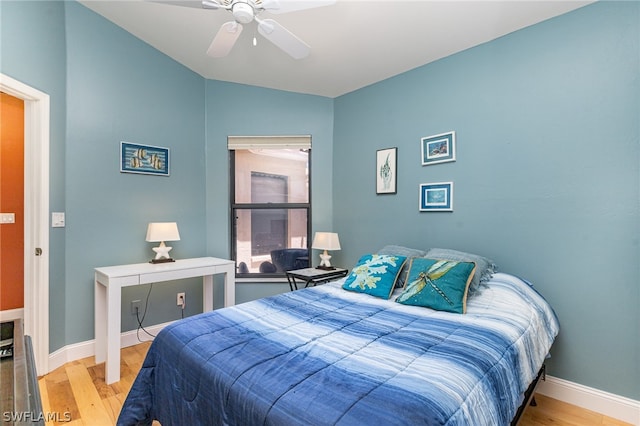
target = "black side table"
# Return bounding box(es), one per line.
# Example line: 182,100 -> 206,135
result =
285,267 -> 349,291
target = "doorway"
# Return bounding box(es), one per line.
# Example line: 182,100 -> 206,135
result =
0,73 -> 50,375
1,92 -> 25,313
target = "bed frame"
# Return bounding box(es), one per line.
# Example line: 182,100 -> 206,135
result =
511,364 -> 546,425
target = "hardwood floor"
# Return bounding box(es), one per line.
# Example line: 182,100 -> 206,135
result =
38,342 -> 154,426
37,342 -> 631,426
519,395 -> 631,426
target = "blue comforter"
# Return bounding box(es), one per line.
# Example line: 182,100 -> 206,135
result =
118,273 -> 559,426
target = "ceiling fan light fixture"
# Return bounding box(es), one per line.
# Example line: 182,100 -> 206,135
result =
232,2 -> 254,24
185,0 -> 332,58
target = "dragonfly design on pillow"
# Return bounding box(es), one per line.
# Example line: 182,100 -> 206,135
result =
397,260 -> 458,306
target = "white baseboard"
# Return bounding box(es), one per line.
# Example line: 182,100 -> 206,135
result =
0,308 -> 24,322
47,321 -> 173,373
45,329 -> 639,426
537,375 -> 640,425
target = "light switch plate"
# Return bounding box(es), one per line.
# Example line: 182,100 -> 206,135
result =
0,213 -> 15,224
52,212 -> 65,228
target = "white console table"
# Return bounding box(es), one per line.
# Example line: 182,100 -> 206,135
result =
94,257 -> 235,384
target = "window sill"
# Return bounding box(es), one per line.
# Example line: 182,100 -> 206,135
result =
235,277 -> 288,284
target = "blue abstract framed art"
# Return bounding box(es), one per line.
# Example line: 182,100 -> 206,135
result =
419,182 -> 453,212
120,141 -> 170,176
421,131 -> 455,166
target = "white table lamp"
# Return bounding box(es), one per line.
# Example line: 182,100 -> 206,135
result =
146,222 -> 180,263
312,232 -> 341,270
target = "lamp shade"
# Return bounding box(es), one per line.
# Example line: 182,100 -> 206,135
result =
146,222 -> 180,242
312,232 -> 341,251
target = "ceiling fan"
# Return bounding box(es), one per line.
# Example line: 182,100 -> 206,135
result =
154,0 -> 335,59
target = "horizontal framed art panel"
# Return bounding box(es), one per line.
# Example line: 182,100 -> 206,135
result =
421,131 -> 455,166
120,141 -> 170,176
376,147 -> 397,194
419,182 -> 453,212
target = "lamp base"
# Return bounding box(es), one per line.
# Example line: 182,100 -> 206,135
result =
150,258 -> 175,264
316,265 -> 336,270
318,251 -> 333,269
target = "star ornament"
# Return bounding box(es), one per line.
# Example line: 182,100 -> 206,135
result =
152,241 -> 173,260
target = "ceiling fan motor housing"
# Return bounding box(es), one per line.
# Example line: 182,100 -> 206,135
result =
232,2 -> 254,24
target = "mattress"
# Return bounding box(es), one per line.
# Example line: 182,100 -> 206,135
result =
118,272 -> 559,426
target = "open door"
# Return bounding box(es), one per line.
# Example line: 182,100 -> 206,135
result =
0,73 -> 50,376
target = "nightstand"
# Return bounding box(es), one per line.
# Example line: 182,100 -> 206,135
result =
285,267 -> 349,291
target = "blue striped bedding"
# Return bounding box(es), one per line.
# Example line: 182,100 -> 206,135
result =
118,272 -> 559,426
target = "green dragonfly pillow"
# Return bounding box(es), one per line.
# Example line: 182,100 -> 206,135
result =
342,254 -> 407,299
396,258 -> 476,314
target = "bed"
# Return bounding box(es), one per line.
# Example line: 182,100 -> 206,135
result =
118,249 -> 559,426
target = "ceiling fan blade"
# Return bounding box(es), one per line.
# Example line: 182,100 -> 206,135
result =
257,18 -> 309,59
207,21 -> 243,58
262,0 -> 335,14
147,0 -> 222,9
202,0 -> 223,9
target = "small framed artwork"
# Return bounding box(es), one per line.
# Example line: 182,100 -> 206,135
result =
376,147 -> 397,194
120,141 -> 170,176
421,131 -> 455,166
419,182 -> 453,212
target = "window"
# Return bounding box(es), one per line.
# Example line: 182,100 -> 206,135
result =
229,136 -> 311,277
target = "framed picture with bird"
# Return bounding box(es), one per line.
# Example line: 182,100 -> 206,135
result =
421,131 -> 456,166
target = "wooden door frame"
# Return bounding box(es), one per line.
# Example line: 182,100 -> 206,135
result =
1,73 -> 50,375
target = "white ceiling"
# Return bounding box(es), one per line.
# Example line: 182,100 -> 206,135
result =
78,0 -> 593,98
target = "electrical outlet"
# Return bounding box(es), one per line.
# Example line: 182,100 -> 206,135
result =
177,292 -> 185,307
131,300 -> 141,316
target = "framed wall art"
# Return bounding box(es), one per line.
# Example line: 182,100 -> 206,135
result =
120,141 -> 170,176
419,182 -> 453,212
376,147 -> 397,194
421,131 -> 455,166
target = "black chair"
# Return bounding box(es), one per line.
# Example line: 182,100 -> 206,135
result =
259,261 -> 277,273
270,249 -> 309,272
237,262 -> 249,274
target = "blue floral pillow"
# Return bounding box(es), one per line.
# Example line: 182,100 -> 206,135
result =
342,254 -> 407,299
396,258 -> 476,314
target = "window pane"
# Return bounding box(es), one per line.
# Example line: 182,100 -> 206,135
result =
251,208 -> 286,255
251,172 -> 287,203
235,208 -> 309,274
235,149 -> 308,204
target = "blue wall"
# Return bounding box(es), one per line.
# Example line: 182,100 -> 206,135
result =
63,3 -> 209,338
333,2 -> 639,399
1,0 -> 638,402
1,0 -> 69,352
